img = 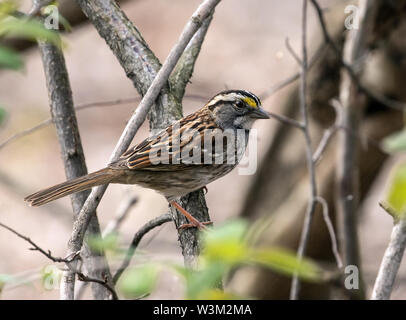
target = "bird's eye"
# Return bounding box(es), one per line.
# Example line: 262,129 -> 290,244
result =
235,100 -> 244,108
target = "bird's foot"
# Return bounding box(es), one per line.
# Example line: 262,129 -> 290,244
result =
170,201 -> 212,230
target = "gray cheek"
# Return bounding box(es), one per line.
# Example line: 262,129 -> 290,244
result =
234,116 -> 255,129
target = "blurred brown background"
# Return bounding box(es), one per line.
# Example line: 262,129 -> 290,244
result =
1,0 -> 405,299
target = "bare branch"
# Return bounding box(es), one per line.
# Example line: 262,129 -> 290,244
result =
333,0 -> 382,300
0,95 -> 208,152
103,195 -> 138,237
38,39 -> 113,300
170,14 -> 214,101
290,0 -> 319,300
76,272 -> 118,300
260,44 -> 326,100
285,37 -> 302,66
0,221 -> 71,263
113,213 -> 172,284
315,196 -> 343,268
371,204 -> 406,300
75,193 -> 138,299
312,99 -> 343,164
267,111 -> 304,129
0,221 -> 118,299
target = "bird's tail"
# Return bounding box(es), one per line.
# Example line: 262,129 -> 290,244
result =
24,168 -> 117,207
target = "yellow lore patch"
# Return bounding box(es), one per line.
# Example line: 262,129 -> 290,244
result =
242,97 -> 258,108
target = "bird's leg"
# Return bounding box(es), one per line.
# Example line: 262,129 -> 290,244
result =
170,201 -> 213,230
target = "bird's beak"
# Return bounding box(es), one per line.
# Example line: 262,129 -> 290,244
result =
250,106 -> 270,119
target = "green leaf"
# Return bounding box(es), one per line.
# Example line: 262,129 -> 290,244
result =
383,162 -> 406,219
381,129 -> 406,153
0,45 -> 22,69
186,262 -> 227,300
88,233 -> 119,254
0,17 -> 60,47
118,265 -> 159,299
0,106 -> 6,124
248,247 -> 322,282
202,220 -> 249,264
194,288 -> 245,300
0,1 -> 17,19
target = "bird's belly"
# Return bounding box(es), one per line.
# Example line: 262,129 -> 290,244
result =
118,165 -> 235,199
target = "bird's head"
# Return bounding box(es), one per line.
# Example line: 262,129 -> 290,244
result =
205,89 -> 269,130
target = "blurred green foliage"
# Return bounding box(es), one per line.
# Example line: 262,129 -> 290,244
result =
0,0 -> 61,70
382,162 -> 406,220
117,219 -> 324,299
88,232 -> 120,254
381,129 -> 406,154
0,106 -> 6,124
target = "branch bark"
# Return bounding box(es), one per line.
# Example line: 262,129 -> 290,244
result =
38,39 -> 113,300
113,213 -> 172,284
335,0 -> 381,300
371,205 -> 406,300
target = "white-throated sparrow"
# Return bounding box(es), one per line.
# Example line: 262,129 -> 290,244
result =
25,90 -> 269,228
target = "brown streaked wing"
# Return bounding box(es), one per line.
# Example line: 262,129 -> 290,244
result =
109,109 -> 220,172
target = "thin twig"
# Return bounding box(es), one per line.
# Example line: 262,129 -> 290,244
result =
76,272 -> 118,300
267,111 -> 304,129
260,44 -> 327,100
285,37 -> 302,66
103,195 -> 138,237
0,95 -> 208,152
290,0 -> 318,300
312,99 -> 343,164
0,222 -> 72,263
0,221 -> 119,300
315,197 -> 343,268
113,213 -> 173,284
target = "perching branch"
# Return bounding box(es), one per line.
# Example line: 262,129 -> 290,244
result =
371,203 -> 406,299
62,0 -> 221,297
113,213 -> 173,284
38,38 -> 114,300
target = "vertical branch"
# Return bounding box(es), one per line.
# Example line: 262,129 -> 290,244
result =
38,40 -> 113,300
290,0 -> 319,300
335,0 -> 379,300
170,14 -> 213,102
